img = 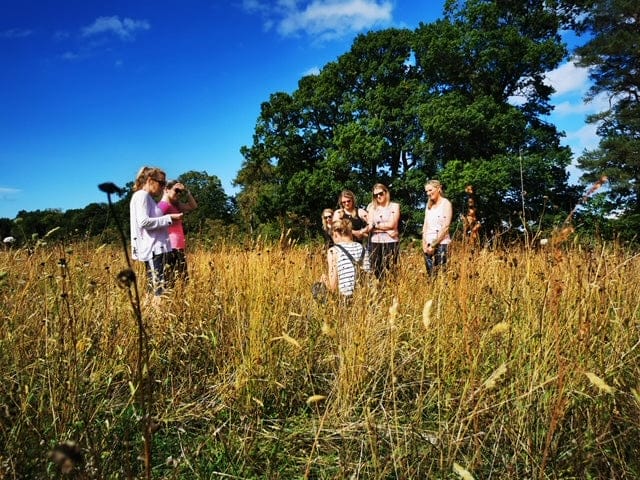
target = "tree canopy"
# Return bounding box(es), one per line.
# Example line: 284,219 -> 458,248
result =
235,0 -> 579,241
561,0 -> 640,236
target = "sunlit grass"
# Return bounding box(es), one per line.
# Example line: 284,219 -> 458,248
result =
1,238 -> 639,478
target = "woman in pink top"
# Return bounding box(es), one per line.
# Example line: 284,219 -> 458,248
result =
158,180 -> 198,284
366,183 -> 400,279
422,179 -> 452,276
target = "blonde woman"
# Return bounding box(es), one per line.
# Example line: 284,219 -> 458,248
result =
321,208 -> 334,248
129,166 -> 183,297
422,179 -> 452,276
366,183 -> 400,279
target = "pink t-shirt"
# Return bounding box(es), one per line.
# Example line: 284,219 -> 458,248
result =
424,200 -> 452,245
369,203 -> 400,244
157,200 -> 185,249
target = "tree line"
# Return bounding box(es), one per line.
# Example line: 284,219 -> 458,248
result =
2,0 -> 638,246
0,171 -> 235,247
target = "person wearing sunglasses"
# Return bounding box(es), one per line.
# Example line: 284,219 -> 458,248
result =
130,166 -> 183,300
366,183 -> 400,279
320,208 -> 334,249
158,180 -> 198,285
332,190 -> 368,244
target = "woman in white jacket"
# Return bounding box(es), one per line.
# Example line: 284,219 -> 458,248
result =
129,166 -> 183,297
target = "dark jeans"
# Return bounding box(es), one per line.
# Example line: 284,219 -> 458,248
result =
145,252 -> 168,296
369,241 -> 399,279
166,248 -> 189,287
424,244 -> 448,276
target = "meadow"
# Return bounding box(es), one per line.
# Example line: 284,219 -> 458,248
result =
0,237 -> 639,479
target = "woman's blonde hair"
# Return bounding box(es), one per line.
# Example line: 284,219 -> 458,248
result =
321,208 -> 334,230
133,166 -> 151,191
133,166 -> 165,192
371,183 -> 390,203
331,217 -> 352,236
337,190 -> 357,209
425,179 -> 444,209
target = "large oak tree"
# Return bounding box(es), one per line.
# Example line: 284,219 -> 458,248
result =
235,0 -> 578,240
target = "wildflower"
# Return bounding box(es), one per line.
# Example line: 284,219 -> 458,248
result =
117,269 -> 136,288
98,182 -> 125,195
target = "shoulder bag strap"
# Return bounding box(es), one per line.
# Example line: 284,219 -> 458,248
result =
334,243 -> 358,266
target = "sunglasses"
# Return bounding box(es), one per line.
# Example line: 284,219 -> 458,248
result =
323,215 -> 332,220
152,178 -> 166,187
374,191 -> 386,198
174,188 -> 184,194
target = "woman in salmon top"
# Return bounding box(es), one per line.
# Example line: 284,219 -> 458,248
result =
366,183 -> 400,279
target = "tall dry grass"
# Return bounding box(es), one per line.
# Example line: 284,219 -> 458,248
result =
0,238 -> 639,478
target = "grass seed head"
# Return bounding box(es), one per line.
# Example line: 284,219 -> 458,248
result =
453,462 -> 475,480
306,395 -> 327,405
490,322 -> 510,336
280,332 -> 301,349
422,299 -> 433,330
483,363 -> 508,390
389,297 -> 399,325
585,372 -> 615,394
321,321 -> 336,338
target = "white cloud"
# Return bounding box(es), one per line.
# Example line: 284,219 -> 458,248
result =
81,16 -> 150,41
566,123 -> 600,153
545,59 -> 590,96
552,95 -> 608,117
53,30 -> 71,41
60,51 -> 82,61
1,28 -> 33,39
242,0 -> 268,14
244,0 -> 393,40
543,59 -> 610,168
0,187 -> 21,203
302,66 -> 320,76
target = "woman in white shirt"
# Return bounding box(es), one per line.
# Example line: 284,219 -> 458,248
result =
129,166 -> 183,296
422,179 -> 452,276
366,183 -> 400,279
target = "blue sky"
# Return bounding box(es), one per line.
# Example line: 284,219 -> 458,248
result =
0,0 -> 600,220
